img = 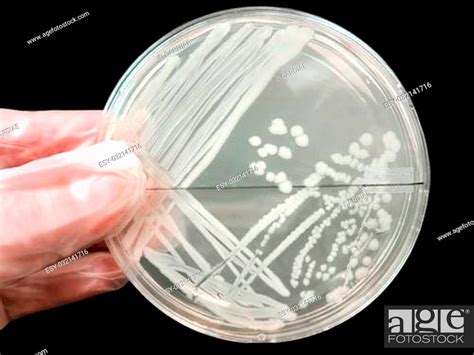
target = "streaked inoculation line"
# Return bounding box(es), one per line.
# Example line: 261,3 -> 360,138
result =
127,23 -> 313,189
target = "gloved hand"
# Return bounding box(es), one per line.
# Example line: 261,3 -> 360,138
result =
0,109 -> 147,329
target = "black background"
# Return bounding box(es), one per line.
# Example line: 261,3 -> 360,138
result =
0,2 -> 471,354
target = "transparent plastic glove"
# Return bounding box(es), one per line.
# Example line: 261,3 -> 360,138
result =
0,109 -> 147,329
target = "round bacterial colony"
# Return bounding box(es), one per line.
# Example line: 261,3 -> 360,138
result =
103,7 -> 430,342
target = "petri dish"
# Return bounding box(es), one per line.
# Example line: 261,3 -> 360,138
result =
102,7 -> 430,342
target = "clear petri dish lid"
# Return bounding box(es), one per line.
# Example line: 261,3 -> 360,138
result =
104,7 -> 430,342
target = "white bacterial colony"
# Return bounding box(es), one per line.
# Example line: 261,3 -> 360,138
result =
248,117 -> 310,194
131,23 -> 406,331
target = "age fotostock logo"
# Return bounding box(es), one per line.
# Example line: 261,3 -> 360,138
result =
385,306 -> 474,348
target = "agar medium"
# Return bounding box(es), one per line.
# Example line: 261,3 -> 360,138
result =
103,7 -> 430,342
